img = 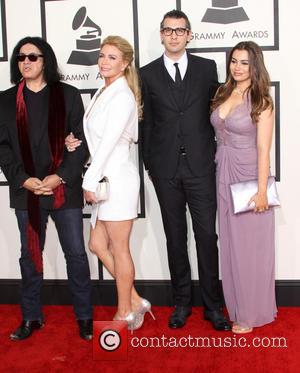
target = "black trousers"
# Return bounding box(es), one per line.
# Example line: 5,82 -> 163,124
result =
152,155 -> 222,311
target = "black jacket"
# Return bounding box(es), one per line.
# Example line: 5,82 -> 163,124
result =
140,53 -> 218,178
0,82 -> 88,209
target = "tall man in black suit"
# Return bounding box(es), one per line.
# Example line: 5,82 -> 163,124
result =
0,37 -> 93,340
140,10 -> 230,330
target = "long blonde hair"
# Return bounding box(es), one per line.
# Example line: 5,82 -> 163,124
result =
100,35 -> 143,119
211,41 -> 273,123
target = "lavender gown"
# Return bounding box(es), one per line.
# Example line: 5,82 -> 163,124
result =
210,99 -> 277,328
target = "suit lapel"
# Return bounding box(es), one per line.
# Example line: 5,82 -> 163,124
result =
83,84 -> 104,149
158,56 -> 180,110
83,77 -> 128,153
182,54 -> 192,109
183,54 -> 207,110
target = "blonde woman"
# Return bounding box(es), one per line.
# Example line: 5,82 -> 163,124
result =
66,36 -> 154,330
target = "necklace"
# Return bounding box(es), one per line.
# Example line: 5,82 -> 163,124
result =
232,87 -> 247,96
233,87 -> 245,95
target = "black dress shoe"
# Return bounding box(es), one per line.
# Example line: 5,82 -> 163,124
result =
204,310 -> 231,331
10,320 -> 45,341
168,306 -> 192,329
78,319 -> 93,340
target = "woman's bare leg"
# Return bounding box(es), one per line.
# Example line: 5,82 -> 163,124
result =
89,220 -> 141,311
89,220 -> 142,315
103,220 -> 136,316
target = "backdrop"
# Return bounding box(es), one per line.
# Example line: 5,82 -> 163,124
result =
0,1 -> 298,289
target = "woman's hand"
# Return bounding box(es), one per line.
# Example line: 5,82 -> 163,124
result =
84,190 -> 98,204
65,132 -> 82,152
248,192 -> 269,213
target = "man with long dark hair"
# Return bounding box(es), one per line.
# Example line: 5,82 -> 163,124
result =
0,36 -> 93,340
140,10 -> 230,330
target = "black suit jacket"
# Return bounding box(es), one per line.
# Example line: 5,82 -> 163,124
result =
140,53 -> 218,178
0,82 -> 88,209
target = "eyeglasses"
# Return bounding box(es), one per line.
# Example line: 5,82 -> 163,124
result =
161,27 -> 189,36
16,54 -> 44,62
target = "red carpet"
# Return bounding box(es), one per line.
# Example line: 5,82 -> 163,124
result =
0,305 -> 299,372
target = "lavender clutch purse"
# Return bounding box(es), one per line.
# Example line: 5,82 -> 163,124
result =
230,176 -> 280,214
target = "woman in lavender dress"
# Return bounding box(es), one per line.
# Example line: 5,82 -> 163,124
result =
210,41 -> 277,333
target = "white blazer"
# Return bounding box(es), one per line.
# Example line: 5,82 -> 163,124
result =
82,77 -> 138,193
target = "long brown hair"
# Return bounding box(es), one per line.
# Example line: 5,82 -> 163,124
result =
100,35 -> 143,119
211,41 -> 273,123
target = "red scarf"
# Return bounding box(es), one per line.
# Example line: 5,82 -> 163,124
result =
16,79 -> 66,273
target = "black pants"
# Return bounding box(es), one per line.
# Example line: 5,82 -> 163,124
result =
15,208 -> 93,321
152,155 -> 221,311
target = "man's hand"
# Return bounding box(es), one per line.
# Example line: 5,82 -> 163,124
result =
23,177 -> 43,193
34,174 -> 61,195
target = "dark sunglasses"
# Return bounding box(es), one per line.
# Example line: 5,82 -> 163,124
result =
16,53 -> 44,62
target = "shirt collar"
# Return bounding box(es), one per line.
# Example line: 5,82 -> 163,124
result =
163,51 -> 188,69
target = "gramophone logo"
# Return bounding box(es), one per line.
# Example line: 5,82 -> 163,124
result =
68,6 -> 102,66
202,0 -> 249,24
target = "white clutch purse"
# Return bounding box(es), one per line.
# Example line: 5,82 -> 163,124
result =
230,176 -> 280,214
95,177 -> 109,201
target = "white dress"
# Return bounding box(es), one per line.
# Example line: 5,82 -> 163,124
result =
82,77 -> 140,226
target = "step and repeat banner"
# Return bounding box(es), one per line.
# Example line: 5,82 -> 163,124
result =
0,0 -> 298,282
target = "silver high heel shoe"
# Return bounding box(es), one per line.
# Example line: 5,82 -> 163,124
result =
113,311 -> 137,333
133,298 -> 156,330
